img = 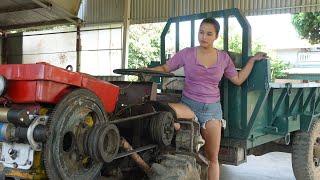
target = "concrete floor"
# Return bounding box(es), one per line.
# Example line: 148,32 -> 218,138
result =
220,152 -> 295,180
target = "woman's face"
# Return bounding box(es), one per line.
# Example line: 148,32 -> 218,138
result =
198,23 -> 218,48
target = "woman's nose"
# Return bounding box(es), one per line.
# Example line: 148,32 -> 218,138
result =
202,35 -> 207,40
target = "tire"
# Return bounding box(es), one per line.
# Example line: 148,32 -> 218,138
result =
149,154 -> 201,180
292,118 -> 320,180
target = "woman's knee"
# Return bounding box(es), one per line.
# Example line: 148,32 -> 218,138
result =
208,155 -> 219,165
206,149 -> 219,163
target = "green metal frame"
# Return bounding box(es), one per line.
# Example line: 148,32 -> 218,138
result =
160,8 -> 320,155
160,8 -> 251,66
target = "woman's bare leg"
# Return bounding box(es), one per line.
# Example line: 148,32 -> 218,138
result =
201,120 -> 222,180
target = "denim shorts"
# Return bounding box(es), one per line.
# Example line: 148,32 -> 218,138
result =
181,95 -> 224,129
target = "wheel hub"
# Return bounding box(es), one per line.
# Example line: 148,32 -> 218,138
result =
44,89 -> 120,180
149,112 -> 174,147
86,123 -> 120,163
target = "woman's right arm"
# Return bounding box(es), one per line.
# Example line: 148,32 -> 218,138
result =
148,48 -> 187,73
148,64 -> 171,73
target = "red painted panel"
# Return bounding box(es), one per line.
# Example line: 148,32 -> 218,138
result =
82,75 -> 119,113
0,63 -> 81,85
6,81 -> 71,104
0,63 -> 119,113
35,81 -> 71,103
6,81 -> 37,103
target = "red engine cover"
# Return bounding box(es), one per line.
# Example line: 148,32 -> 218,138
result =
0,63 -> 119,113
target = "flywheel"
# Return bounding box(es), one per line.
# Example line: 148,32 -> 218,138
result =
44,89 -> 119,180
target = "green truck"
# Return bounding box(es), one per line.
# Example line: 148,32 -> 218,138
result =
159,8 -> 320,180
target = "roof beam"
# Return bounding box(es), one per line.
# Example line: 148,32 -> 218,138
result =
32,0 -> 80,25
0,3 -> 42,14
0,19 -> 71,31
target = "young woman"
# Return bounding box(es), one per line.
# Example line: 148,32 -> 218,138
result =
149,18 -> 267,180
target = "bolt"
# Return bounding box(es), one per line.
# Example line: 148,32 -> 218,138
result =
8,148 -> 17,160
13,162 -> 18,168
26,160 -> 32,165
36,144 -> 41,150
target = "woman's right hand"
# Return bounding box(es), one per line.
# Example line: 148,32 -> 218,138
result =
250,52 -> 268,62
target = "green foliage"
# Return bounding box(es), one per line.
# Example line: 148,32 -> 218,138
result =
216,34 -> 289,80
292,12 -> 320,44
228,35 -> 243,53
129,23 -> 289,81
128,23 -> 164,68
270,58 -> 290,80
215,34 -> 264,54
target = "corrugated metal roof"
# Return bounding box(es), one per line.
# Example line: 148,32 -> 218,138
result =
80,0 -> 124,25
236,0 -> 320,15
174,0 -> 233,16
0,0 -> 81,31
80,0 -> 320,25
2,0 -> 319,29
130,0 -> 320,24
129,0 -> 234,24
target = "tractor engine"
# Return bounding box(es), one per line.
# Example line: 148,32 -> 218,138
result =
0,64 -> 203,179
0,108 -> 46,170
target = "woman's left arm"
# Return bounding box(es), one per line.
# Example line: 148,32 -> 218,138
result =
229,52 -> 268,86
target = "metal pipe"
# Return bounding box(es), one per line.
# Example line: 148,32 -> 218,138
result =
120,138 -> 152,175
0,123 -> 15,142
0,108 -> 31,127
0,108 -> 9,123
76,25 -> 81,72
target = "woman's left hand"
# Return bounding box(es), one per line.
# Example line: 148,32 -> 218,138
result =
250,52 -> 268,62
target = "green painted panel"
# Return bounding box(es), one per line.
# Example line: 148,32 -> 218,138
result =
161,8 -> 320,151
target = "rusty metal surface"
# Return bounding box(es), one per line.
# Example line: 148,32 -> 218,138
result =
175,120 -> 202,153
149,154 -> 201,180
111,81 -> 157,106
119,138 -> 152,175
44,89 -> 107,179
149,112 -> 175,147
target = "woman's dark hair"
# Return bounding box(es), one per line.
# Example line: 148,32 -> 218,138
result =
201,18 -> 220,35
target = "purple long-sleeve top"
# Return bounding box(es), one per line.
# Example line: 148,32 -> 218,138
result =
166,47 -> 237,103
